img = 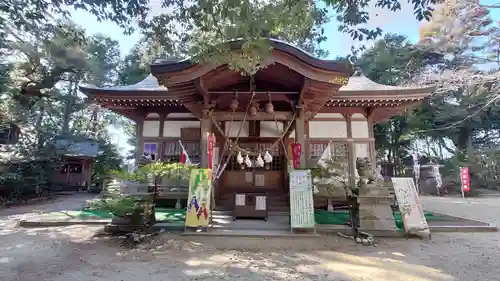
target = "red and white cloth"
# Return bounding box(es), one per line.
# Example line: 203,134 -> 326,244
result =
179,140 -> 191,164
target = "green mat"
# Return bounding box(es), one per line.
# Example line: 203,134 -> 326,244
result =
314,210 -> 444,229
79,208 -> 186,223
79,208 -> 445,229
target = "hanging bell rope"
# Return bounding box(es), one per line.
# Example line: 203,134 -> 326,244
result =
214,91 -> 239,179
214,91 -> 255,180
210,113 -> 296,157
268,91 -> 292,165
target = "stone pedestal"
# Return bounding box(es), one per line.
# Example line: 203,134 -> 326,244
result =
357,183 -> 399,236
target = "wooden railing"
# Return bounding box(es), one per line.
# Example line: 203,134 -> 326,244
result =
155,177 -> 189,199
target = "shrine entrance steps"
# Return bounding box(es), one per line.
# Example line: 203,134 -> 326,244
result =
182,212 -> 319,237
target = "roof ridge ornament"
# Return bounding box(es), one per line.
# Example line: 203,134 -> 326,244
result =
352,66 -> 364,77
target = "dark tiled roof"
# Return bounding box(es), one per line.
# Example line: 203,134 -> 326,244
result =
53,135 -> 99,158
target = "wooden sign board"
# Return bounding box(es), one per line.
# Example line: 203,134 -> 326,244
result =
185,169 -> 212,228
289,170 -> 315,230
391,177 -> 430,239
181,127 -> 201,140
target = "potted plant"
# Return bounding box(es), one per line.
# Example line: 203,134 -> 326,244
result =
87,168 -> 154,233
152,162 -> 196,195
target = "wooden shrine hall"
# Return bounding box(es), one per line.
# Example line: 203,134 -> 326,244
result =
80,38 -> 435,213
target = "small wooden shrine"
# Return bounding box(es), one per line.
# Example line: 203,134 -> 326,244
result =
80,38 -> 435,226
52,135 -> 99,189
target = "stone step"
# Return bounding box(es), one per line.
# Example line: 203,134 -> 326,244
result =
217,194 -> 290,200
214,203 -> 289,212
212,210 -> 290,216
210,214 -> 290,231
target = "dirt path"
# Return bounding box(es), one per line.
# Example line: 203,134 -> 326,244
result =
1,195 -> 500,281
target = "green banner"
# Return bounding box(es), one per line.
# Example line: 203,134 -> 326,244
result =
185,169 -> 212,228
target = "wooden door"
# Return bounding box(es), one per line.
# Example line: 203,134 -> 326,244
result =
220,140 -> 285,194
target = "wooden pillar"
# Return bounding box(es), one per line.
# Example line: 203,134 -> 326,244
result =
158,113 -> 166,162
200,109 -> 212,168
295,112 -> 306,168
135,117 -> 144,165
368,119 -> 376,164
345,114 -> 357,189
366,109 -> 376,164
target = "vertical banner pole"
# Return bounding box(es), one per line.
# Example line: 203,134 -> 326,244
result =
459,167 -> 470,199
460,167 -> 465,199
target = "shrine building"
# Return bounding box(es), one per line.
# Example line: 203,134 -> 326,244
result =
80,39 -> 435,211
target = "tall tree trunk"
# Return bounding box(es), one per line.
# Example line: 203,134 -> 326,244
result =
61,80 -> 78,134
85,105 -> 99,137
35,104 -> 46,152
455,126 -> 472,162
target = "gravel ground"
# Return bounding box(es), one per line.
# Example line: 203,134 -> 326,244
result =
1,195 -> 500,281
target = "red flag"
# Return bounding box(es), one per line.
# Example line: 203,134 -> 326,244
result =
179,140 -> 191,164
207,133 -> 215,169
461,167 -> 470,192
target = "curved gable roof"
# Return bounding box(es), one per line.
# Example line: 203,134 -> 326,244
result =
150,38 -> 354,75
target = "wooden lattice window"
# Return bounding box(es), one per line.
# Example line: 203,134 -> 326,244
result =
224,142 -> 284,171
255,143 -> 284,171
308,142 -> 349,167
163,141 -> 201,164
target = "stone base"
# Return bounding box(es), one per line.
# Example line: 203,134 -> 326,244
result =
357,228 -> 404,237
358,184 -> 398,233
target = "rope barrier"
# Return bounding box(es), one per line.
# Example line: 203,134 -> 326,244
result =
210,112 -> 296,157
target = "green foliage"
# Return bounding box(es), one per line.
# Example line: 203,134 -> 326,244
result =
356,34 -> 436,169
354,2 -> 499,191
310,156 -> 351,197
2,0 -> 441,75
90,163 -> 196,217
109,162 -> 197,184
91,140 -> 123,183
0,158 -> 62,200
0,17 -> 127,200
87,183 -> 143,217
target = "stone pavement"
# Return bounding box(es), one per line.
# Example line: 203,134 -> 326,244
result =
2,194 -> 500,281
420,195 -> 500,226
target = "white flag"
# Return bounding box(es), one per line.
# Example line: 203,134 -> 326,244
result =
178,140 -> 191,165
317,142 -> 332,168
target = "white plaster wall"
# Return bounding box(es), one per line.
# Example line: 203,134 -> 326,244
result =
225,121 -> 249,137
314,113 -> 345,119
260,121 -> 284,137
352,113 -> 366,119
146,113 -> 160,118
163,121 -> 201,137
351,120 -> 369,138
309,121 -> 347,138
168,113 -> 196,118
355,143 -> 369,159
143,121 -> 160,137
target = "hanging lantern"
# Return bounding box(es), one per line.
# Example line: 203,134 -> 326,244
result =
265,102 -> 274,114
230,99 -> 239,111
292,142 -> 302,168
248,105 -> 257,117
